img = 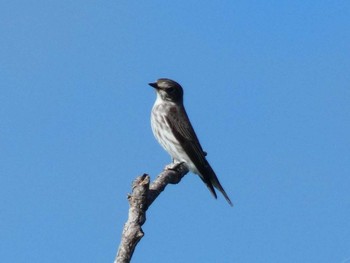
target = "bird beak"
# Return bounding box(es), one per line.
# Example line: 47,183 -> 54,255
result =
148,82 -> 158,89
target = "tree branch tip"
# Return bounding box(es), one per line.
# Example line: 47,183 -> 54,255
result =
115,163 -> 190,262
132,174 -> 150,189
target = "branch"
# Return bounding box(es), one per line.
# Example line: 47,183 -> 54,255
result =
114,163 -> 189,263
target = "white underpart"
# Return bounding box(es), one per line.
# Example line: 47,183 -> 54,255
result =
151,93 -> 199,174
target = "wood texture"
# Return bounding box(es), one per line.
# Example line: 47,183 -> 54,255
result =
115,163 -> 189,263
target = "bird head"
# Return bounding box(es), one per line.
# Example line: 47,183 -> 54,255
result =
149,78 -> 184,103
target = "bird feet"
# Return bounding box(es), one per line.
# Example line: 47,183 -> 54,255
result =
165,161 -> 185,171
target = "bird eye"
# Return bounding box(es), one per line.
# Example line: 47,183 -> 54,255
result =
167,87 -> 175,93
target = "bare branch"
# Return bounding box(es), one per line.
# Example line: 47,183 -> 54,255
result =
115,163 -> 189,263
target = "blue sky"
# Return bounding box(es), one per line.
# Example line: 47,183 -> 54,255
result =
1,1 -> 350,262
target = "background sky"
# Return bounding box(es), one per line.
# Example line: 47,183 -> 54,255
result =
1,1 -> 350,262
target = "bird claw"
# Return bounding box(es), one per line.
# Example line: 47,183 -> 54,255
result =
165,161 -> 185,171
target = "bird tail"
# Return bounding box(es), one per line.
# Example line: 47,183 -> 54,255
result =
199,163 -> 233,207
210,174 -> 233,207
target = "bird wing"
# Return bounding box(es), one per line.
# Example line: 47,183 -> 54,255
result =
165,105 -> 207,166
164,105 -> 218,197
165,104 -> 233,206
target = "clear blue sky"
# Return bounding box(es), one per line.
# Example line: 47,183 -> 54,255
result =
1,1 -> 349,262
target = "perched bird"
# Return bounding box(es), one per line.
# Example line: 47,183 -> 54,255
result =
149,78 -> 232,206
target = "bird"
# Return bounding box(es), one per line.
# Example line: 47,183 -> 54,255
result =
149,78 -> 233,206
